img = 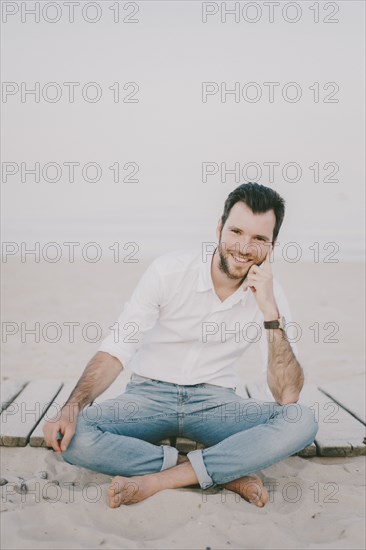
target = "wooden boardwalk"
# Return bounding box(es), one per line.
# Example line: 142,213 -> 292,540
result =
1,375 -> 365,457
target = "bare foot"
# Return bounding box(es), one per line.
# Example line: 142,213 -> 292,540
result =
108,475 -> 161,508
108,456 -> 189,507
221,475 -> 269,508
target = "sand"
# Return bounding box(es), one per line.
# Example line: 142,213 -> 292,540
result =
1,257 -> 365,549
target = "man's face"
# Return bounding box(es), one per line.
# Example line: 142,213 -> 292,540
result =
216,201 -> 275,281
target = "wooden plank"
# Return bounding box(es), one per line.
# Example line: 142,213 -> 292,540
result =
0,380 -> 28,412
29,380 -> 78,447
0,380 -> 63,447
299,385 -> 366,457
158,438 -> 171,446
319,376 -> 365,426
175,437 -> 197,453
246,381 -> 317,457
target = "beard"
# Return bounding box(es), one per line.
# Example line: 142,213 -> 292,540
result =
217,245 -> 250,282
216,235 -> 263,282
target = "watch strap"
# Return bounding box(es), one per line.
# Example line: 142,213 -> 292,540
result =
263,315 -> 285,330
263,320 -> 280,329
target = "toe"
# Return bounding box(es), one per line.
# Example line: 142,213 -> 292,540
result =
108,486 -> 117,499
108,494 -> 120,508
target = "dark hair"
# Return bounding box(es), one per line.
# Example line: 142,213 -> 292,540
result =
221,182 -> 285,243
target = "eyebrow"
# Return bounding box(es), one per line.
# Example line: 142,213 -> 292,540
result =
228,225 -> 271,241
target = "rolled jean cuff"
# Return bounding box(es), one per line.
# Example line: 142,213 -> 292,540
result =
160,445 -> 179,471
187,449 -> 215,490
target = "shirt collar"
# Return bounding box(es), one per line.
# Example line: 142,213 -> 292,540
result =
197,247 -> 248,305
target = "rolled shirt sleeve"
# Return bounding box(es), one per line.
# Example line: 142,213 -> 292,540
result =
258,278 -> 300,374
98,259 -> 162,367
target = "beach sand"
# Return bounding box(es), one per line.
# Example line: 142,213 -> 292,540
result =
1,257 -> 365,549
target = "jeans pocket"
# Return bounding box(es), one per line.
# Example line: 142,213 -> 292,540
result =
129,372 -> 153,386
199,383 -> 237,394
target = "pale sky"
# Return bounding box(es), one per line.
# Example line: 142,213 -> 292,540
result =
2,0 -> 365,260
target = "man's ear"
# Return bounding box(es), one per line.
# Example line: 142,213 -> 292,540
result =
216,219 -> 223,240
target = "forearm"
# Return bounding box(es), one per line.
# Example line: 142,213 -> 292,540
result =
64,351 -> 123,411
266,328 -> 304,405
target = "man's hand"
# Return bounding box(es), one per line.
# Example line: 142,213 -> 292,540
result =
42,403 -> 80,454
243,245 -> 279,319
42,351 -> 123,454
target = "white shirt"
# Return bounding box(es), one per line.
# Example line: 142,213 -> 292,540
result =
98,247 -> 299,388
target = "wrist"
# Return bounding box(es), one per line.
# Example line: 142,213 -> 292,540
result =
263,309 -> 279,322
62,402 -> 81,421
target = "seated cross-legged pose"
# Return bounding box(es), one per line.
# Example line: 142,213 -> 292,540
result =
43,182 -> 318,509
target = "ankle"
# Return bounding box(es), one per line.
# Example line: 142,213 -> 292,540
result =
177,453 -> 189,464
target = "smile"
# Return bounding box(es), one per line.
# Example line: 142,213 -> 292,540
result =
230,254 -> 251,264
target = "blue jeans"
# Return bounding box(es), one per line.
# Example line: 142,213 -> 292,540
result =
62,373 -> 318,489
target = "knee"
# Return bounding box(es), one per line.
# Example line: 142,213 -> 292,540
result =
282,403 -> 319,444
61,418 -> 97,469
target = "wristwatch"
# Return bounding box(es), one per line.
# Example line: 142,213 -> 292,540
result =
263,315 -> 286,331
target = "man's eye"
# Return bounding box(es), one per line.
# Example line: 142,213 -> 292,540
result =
231,229 -> 239,234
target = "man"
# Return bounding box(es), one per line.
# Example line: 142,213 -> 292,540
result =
43,183 -> 318,508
